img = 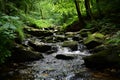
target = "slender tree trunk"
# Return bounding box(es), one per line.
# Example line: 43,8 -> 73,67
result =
74,0 -> 85,29
40,8 -> 44,19
96,0 -> 102,17
1,0 -> 6,13
85,0 -> 93,19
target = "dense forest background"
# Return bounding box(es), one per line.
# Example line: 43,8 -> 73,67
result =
0,0 -> 120,65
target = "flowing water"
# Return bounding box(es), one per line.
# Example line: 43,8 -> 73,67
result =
0,35 -> 120,80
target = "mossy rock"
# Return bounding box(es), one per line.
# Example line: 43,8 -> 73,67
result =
62,41 -> 78,51
10,43 -> 44,62
83,45 -> 120,69
54,35 -> 67,42
24,26 -> 53,37
28,41 -> 52,53
84,32 -> 104,49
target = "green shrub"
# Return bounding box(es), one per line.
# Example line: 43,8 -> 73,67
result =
20,13 -> 53,28
0,13 -> 24,63
106,31 -> 120,45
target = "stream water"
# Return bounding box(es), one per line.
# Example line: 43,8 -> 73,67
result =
0,33 -> 120,80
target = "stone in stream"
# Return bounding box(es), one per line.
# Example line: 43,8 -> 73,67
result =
10,43 -> 44,62
53,35 -> 67,42
28,40 -> 52,53
65,32 -> 83,42
24,26 -> 53,37
55,54 -> 74,60
84,32 -> 104,49
62,41 -> 78,51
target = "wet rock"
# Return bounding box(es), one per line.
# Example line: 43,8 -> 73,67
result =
46,46 -> 58,54
91,45 -> 107,53
65,32 -> 78,37
55,54 -> 74,60
84,32 -> 104,49
79,28 -> 95,37
11,43 -> 44,62
72,35 -> 83,42
54,35 -> 67,42
83,45 -> 120,69
28,40 -> 52,53
62,41 -> 78,51
43,37 -> 54,43
24,26 -> 53,37
85,40 -> 102,49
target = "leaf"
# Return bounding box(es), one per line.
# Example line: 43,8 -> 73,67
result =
10,16 -> 20,20
2,23 -> 10,29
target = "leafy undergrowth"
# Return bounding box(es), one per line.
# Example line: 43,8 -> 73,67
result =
20,13 -> 53,28
106,31 -> 120,45
0,14 -> 24,63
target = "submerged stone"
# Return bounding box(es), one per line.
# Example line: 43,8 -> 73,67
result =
55,54 -> 74,60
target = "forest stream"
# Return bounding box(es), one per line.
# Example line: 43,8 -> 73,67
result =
0,29 -> 120,80
0,0 -> 120,80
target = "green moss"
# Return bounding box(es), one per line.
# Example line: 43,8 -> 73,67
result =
84,32 -> 104,44
62,41 -> 78,47
83,45 -> 120,69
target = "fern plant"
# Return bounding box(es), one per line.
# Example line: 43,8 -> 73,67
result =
0,13 -> 24,63
106,31 -> 120,45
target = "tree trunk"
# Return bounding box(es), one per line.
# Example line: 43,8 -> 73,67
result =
85,0 -> 93,19
96,0 -> 102,17
40,8 -> 44,19
74,0 -> 85,29
1,0 -> 6,13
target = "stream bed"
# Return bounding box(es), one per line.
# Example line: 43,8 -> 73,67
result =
0,29 -> 120,80
0,42 -> 119,80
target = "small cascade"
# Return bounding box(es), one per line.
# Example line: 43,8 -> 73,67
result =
55,42 -> 90,56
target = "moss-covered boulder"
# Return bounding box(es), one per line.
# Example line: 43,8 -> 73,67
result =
28,40 -> 52,53
83,45 -> 120,69
11,43 -> 44,62
62,41 -> 78,51
84,32 -> 104,49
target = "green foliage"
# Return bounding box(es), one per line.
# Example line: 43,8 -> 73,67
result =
86,19 -> 116,33
20,13 -> 53,28
0,13 -> 24,63
84,32 -> 104,44
61,16 -> 78,31
106,31 -> 120,45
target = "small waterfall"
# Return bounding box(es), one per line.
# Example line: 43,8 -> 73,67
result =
55,42 -> 90,56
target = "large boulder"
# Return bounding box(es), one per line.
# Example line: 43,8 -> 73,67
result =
83,45 -> 120,69
84,32 -> 104,49
10,43 -> 44,62
28,40 -> 57,54
62,41 -> 78,51
28,40 -> 52,53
